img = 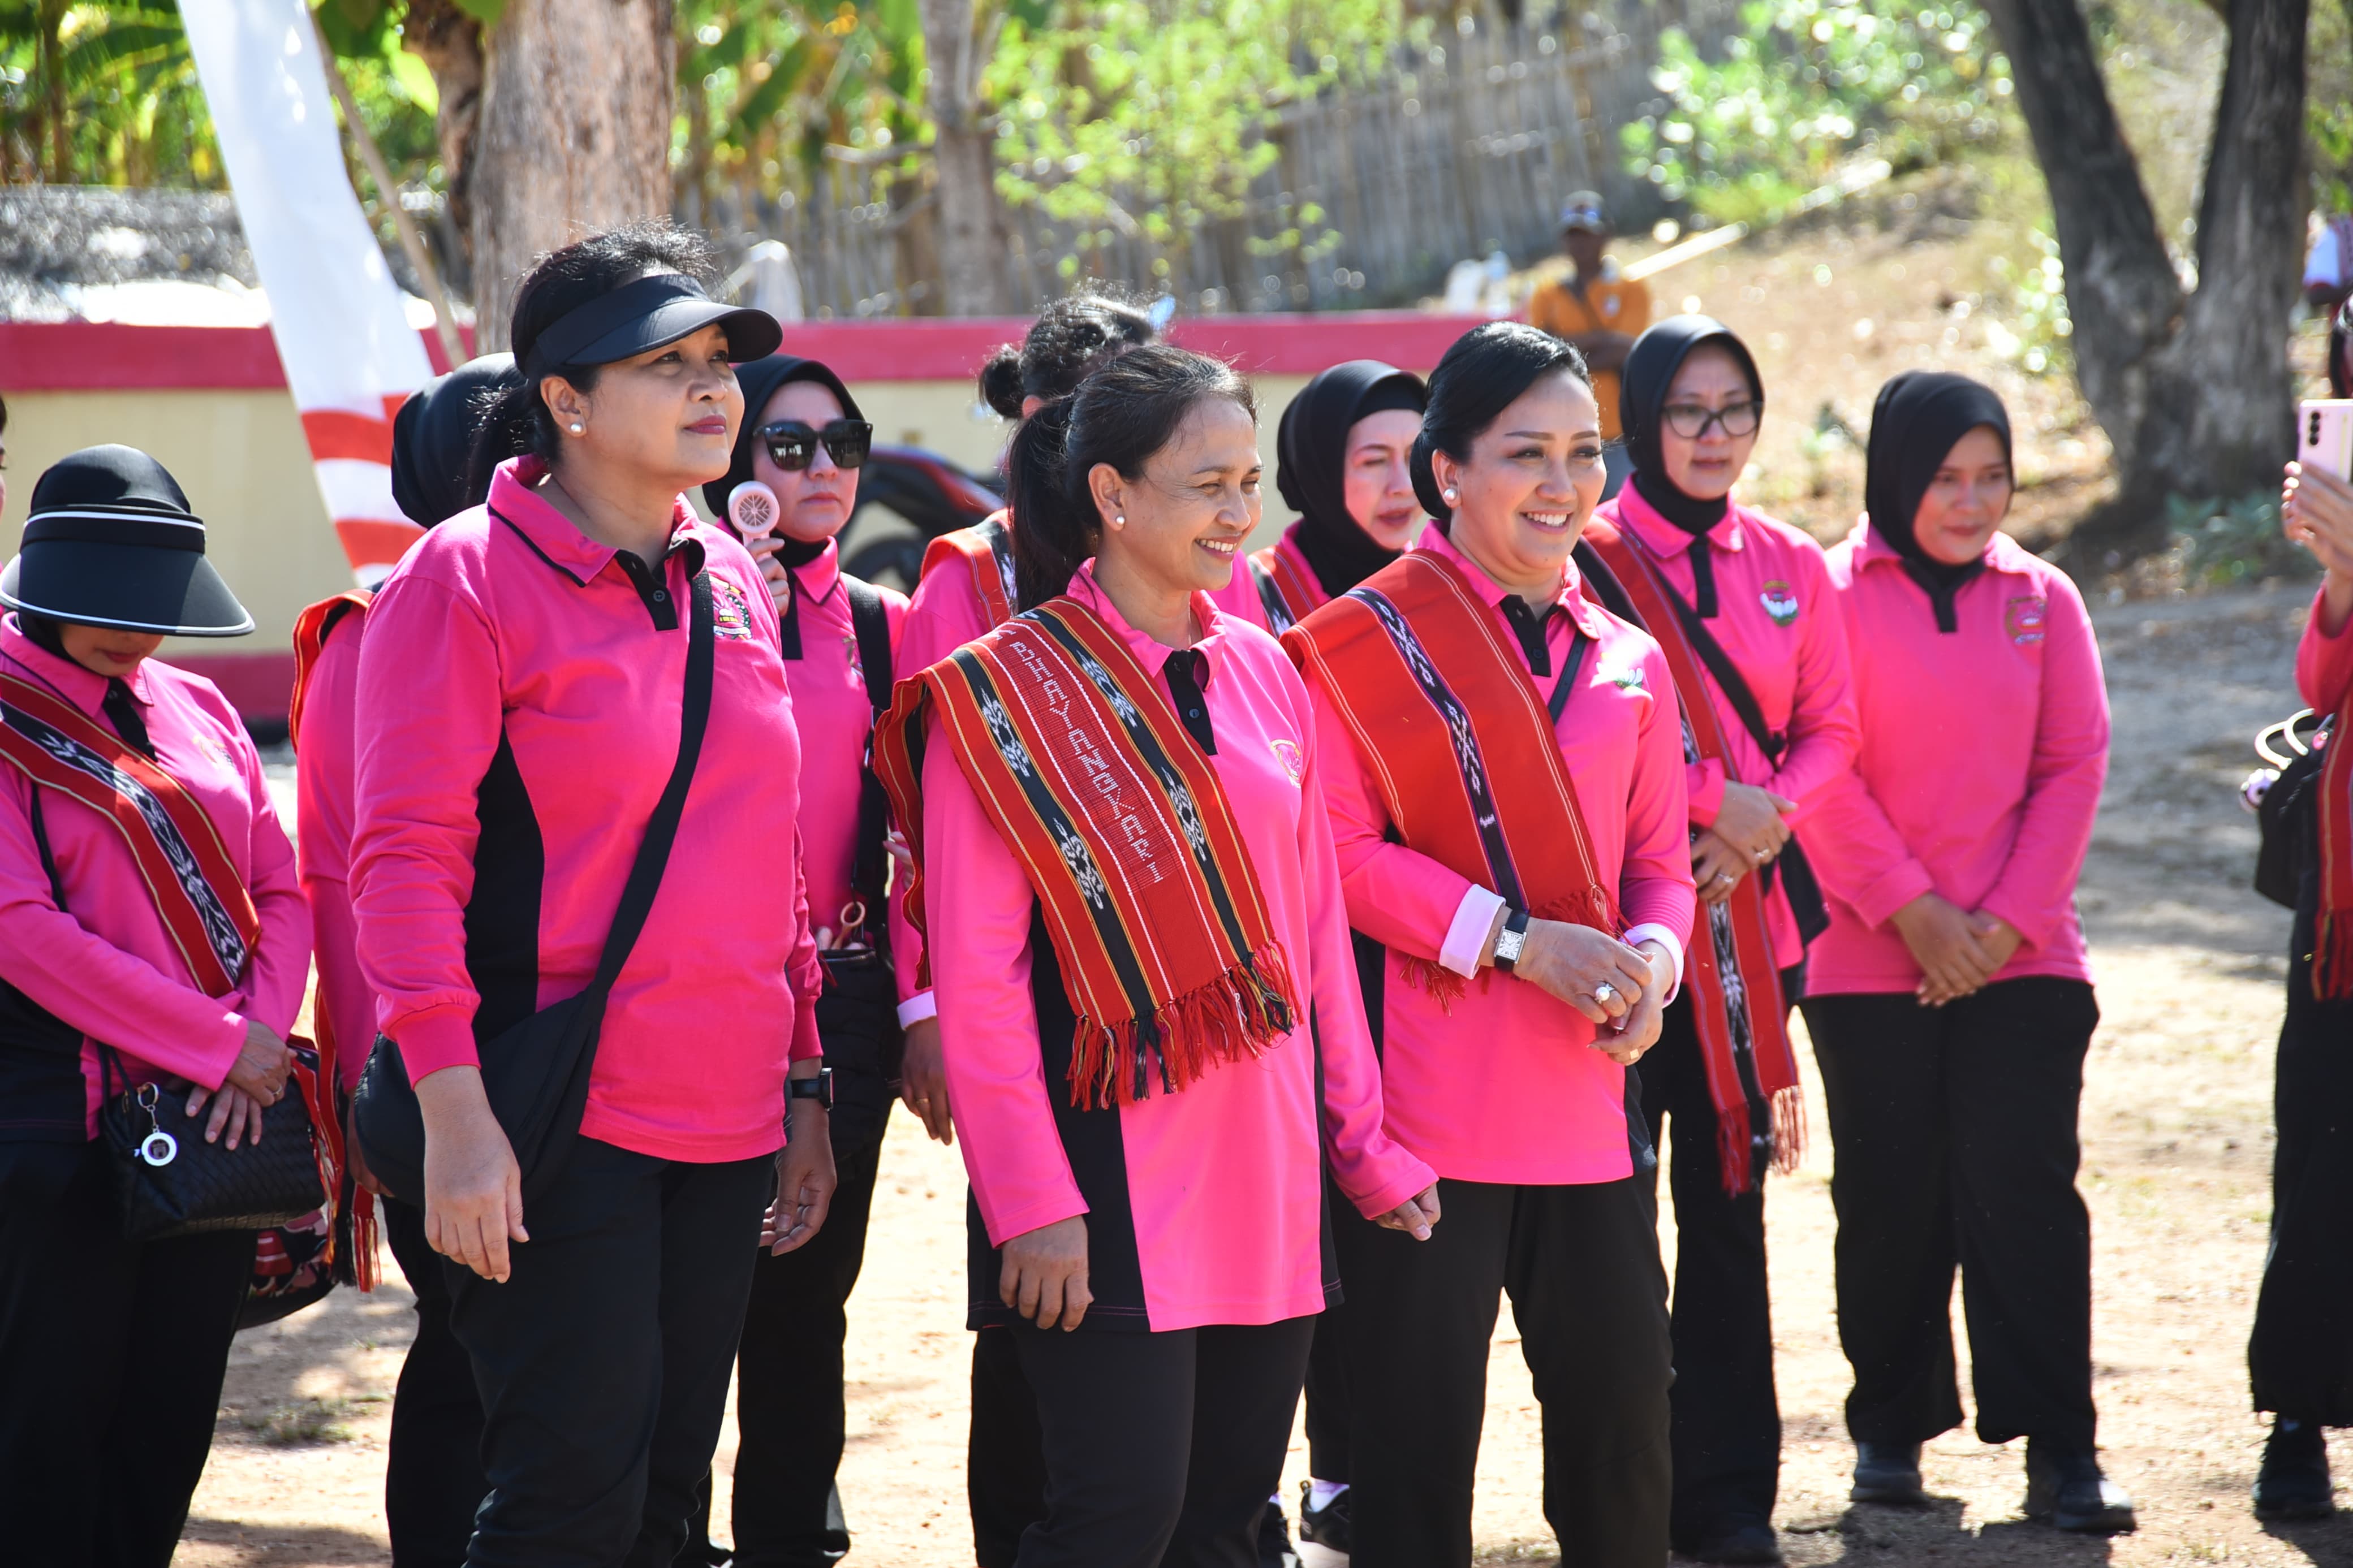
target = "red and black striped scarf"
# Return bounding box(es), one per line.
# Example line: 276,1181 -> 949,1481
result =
1584,517 -> 1802,1194
1248,532 -> 1325,634
1282,549 -> 1621,1004
875,596 -> 1298,1108
919,511 -> 1020,630
288,591 -> 381,1286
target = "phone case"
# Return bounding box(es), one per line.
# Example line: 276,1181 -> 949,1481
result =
2302,400 -> 2353,482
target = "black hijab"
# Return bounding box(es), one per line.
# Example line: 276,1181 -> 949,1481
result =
392,354 -> 520,527
704,354 -> 867,569
1618,313 -> 1763,538
1274,360 -> 1428,595
1864,371 -> 2013,633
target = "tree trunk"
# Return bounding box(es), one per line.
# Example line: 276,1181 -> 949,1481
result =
919,0 -> 1014,314
1983,0 -> 2310,555
466,0 -> 677,351
402,0 -> 486,274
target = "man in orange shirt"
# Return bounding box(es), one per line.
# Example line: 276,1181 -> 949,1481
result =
1527,192 -> 1650,498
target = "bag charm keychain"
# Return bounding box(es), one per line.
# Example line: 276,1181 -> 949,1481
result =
132,1082 -> 178,1168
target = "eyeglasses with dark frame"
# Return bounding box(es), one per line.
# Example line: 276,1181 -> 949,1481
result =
760,418 -> 874,472
1659,400 -> 1764,440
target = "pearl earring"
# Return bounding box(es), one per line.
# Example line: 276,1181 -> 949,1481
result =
1113,514 -> 1126,527
1442,487 -> 1459,504
568,422 -> 585,435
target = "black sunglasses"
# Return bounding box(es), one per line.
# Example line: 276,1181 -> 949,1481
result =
760,418 -> 873,472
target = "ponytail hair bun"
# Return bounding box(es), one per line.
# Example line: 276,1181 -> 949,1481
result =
978,287 -> 1163,423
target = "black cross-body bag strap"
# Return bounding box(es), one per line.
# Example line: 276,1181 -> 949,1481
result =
1653,574 -> 1830,946
842,574 -> 897,923
588,568 -> 717,992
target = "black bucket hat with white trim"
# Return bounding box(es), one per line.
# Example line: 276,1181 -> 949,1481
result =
1,446 -> 253,637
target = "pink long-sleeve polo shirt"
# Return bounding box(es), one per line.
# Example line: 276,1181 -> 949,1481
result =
1304,526 -> 1697,1187
2296,582 -> 2353,714
924,564 -> 1434,1332
0,618 -> 309,1140
1803,521 -> 2109,995
778,539 -> 921,975
1597,486 -> 1860,966
294,606 -> 376,1094
350,459 -> 824,1165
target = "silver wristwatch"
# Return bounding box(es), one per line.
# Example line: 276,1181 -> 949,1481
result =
1492,908 -> 1532,973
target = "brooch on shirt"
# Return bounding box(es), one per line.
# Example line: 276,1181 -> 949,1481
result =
712,577 -> 758,642
2005,595 -> 2048,646
1269,737 -> 1306,787
1759,580 -> 1800,628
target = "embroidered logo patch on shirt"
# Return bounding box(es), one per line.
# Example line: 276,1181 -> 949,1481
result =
712,577 -> 758,642
1270,737 -> 1306,787
2005,595 -> 2047,646
1759,580 -> 1800,628
1606,663 -> 1647,693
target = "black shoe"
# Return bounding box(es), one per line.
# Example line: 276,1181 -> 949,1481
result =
1298,1480 -> 1352,1554
1677,1519 -> 1783,1564
2255,1418 -> 2335,1520
1259,1494 -> 1299,1567
1851,1441 -> 1928,1505
2024,1439 -> 2137,1533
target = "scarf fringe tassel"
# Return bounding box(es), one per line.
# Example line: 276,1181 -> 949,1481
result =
1715,1085 -> 1808,1198
1065,941 -> 1299,1110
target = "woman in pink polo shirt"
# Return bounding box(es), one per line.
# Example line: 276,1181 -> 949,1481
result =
348,223 -> 834,1567
1287,321 -> 1693,1568
0,446 -> 306,1564
1585,315 -> 1859,1565
899,292 -> 1162,1568
879,343 -> 1438,1567
678,353 -> 914,1568
2246,408 -> 2353,1517
295,353 -> 519,1565
1800,372 -> 2128,1535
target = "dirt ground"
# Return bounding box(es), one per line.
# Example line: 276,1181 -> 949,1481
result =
171,581 -> 2353,1567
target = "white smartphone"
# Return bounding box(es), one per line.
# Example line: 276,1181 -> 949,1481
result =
2302,399 -> 2353,482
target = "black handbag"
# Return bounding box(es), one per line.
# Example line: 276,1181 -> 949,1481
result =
815,575 -> 906,1155
20,790 -> 327,1246
352,570 -> 716,1206
98,1042 -> 326,1245
2249,709 -> 2330,909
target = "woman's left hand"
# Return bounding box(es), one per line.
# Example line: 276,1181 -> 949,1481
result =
763,1093 -> 838,1254
184,1079 -> 268,1149
1373,1183 -> 1443,1240
745,535 -> 792,608
1691,829 -> 1751,905
1591,941 -> 1673,1066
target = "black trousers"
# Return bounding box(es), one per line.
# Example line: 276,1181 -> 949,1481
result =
1334,1174 -> 1671,1568
1802,978 -> 2100,1449
680,1133 -> 885,1567
382,1195 -> 489,1566
443,1136 -> 771,1567
1633,976 -> 1799,1541
0,1136 -> 256,1567
972,1325 -> 1050,1567
1302,1298 -> 1352,1483
1011,1315 -> 1315,1568
2249,871 -> 2353,1424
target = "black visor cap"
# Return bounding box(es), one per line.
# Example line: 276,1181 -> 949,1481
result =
520,273 -> 783,382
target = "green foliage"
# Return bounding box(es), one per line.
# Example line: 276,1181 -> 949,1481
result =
1984,226 -> 2073,375
2165,491 -> 2312,588
982,0 -> 1408,250
0,1 -> 221,184
2311,0 -> 2352,212
1622,0 -> 2012,227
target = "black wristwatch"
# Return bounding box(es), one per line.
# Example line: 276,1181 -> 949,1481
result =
787,1067 -> 834,1111
1492,908 -> 1532,974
